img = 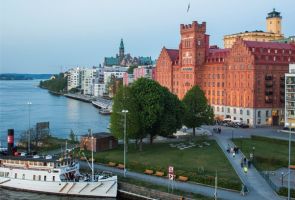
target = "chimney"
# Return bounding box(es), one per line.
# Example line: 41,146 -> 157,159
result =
7,129 -> 14,156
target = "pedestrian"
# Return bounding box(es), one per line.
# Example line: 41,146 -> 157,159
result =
247,160 -> 251,168
243,166 -> 248,174
240,159 -> 244,168
243,157 -> 247,165
233,152 -> 236,158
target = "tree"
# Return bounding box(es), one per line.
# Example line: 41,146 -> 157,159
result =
69,129 -> 76,142
131,78 -> 183,145
110,85 -> 141,148
182,85 -> 214,136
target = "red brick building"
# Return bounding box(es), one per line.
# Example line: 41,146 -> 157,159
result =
155,21 -> 295,127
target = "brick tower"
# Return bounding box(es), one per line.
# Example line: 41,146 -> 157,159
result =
176,21 -> 209,97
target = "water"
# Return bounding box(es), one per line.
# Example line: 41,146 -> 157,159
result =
0,80 -> 114,199
0,80 -> 110,147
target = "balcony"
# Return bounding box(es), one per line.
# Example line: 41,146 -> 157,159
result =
286,97 -> 295,101
265,99 -> 273,103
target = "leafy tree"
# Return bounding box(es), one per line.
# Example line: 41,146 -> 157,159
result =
39,73 -> 67,93
182,85 -> 214,136
131,78 -> 183,146
110,85 -> 141,148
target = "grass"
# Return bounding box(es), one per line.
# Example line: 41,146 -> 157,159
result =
80,138 -> 241,190
232,135 -> 295,171
119,176 -> 212,200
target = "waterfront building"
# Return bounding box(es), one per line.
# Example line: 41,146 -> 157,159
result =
67,67 -> 81,91
81,68 -> 97,95
155,20 -> 295,127
224,9 -> 284,48
93,82 -> 105,97
123,65 -> 155,86
285,64 -> 295,127
104,39 -> 153,67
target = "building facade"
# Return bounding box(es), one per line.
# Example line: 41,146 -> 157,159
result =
81,68 -> 97,95
155,20 -> 295,127
104,39 -> 153,67
67,67 -> 81,91
224,9 -> 284,49
285,64 -> 295,127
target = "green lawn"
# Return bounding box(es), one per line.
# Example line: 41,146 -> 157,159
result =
232,135 -> 295,171
82,139 -> 241,190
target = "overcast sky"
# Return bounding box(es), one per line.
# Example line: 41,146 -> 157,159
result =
1,0 -> 294,74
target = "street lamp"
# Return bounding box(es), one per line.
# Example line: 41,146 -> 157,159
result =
122,109 -> 128,177
27,101 -> 32,154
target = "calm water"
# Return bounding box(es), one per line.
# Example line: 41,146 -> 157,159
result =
0,80 -> 113,199
0,80 -> 110,146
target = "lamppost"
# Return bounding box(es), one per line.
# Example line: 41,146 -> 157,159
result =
27,101 -> 32,154
122,109 -> 128,177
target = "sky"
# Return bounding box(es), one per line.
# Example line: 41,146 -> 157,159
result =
0,0 -> 294,74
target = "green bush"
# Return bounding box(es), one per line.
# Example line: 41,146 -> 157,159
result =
278,187 -> 295,198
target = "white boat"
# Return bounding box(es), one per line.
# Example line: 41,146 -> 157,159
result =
0,155 -> 117,197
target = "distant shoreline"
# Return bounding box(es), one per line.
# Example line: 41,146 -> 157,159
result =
0,73 -> 52,81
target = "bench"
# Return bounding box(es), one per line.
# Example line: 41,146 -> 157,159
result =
144,169 -> 154,175
108,162 -> 116,167
178,176 -> 188,182
155,171 -> 164,177
117,164 -> 125,169
88,158 -> 95,162
80,157 -> 87,161
289,165 -> 295,169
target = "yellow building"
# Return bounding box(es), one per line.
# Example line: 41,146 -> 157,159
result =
224,9 -> 284,48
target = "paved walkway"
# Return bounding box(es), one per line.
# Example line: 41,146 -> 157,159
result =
80,162 -> 252,200
213,132 -> 283,200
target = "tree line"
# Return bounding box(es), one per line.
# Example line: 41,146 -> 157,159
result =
110,78 -> 214,151
39,73 -> 67,93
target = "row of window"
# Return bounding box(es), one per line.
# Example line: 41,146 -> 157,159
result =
252,48 -> 293,55
214,107 -> 270,118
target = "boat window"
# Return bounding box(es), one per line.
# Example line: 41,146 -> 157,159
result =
38,175 -> 41,181
15,173 -> 17,178
0,172 -> 4,177
33,175 -> 36,180
52,176 -> 55,181
44,176 -> 46,181
5,172 -> 9,177
22,174 -> 25,179
43,162 -> 47,166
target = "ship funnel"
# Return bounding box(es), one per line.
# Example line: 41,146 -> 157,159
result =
7,129 -> 14,156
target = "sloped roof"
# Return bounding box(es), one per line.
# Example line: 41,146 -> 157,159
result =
166,49 -> 179,62
244,41 -> 295,50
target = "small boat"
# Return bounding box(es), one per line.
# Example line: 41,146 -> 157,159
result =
99,108 -> 112,115
0,129 -> 117,198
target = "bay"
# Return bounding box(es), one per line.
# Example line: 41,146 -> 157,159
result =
0,80 -> 110,147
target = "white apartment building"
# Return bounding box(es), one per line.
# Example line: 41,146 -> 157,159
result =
285,64 -> 295,127
67,67 -> 81,91
103,66 -> 128,87
81,68 -> 97,95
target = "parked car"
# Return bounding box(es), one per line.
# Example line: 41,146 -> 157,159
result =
240,124 -> 250,128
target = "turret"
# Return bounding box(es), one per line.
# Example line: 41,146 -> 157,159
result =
266,8 -> 282,34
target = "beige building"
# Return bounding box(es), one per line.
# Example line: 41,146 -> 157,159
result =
224,9 -> 284,48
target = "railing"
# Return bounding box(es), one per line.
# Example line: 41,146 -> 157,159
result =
259,171 -> 280,192
265,83 -> 273,88
265,75 -> 273,81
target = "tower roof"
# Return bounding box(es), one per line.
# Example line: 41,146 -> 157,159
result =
266,8 -> 282,19
119,38 -> 124,49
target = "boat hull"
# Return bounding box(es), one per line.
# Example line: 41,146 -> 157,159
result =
0,176 -> 117,197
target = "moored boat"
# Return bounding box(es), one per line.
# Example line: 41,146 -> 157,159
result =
0,129 -> 117,198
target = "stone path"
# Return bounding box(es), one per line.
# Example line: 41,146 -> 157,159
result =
214,133 -> 283,200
